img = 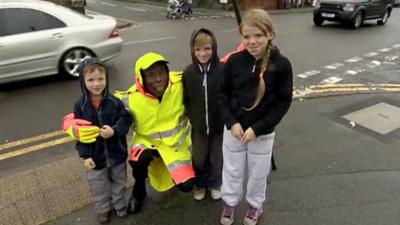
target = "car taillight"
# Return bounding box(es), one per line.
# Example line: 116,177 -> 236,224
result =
108,27 -> 119,39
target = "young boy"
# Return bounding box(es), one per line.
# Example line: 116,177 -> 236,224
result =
73,58 -> 132,224
182,28 -> 224,201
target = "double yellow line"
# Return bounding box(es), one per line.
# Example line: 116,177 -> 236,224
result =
1,83 -> 400,161
293,83 -> 400,99
0,130 -> 72,161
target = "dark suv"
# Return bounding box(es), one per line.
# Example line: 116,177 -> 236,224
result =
313,0 -> 394,29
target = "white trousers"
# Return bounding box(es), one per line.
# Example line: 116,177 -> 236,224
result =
221,128 -> 274,209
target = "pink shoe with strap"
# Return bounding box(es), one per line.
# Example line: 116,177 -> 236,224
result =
220,202 -> 235,225
243,206 -> 263,225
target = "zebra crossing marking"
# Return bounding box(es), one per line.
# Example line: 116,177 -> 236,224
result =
297,70 -> 320,79
364,52 -> 379,57
345,57 -> 363,63
392,44 -> 400,49
320,76 -> 343,85
324,63 -> 344,70
378,48 -> 392,53
345,70 -> 359,75
367,60 -> 382,68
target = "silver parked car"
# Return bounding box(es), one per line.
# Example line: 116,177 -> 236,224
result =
0,0 -> 123,83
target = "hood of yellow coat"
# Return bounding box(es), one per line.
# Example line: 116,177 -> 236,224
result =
134,52 -> 169,85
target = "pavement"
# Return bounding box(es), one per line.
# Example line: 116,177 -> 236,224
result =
2,3 -> 400,225
114,1 -> 315,29
52,92 -> 400,225
2,91 -> 400,225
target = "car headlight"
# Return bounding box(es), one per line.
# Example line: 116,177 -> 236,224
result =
343,3 -> 355,11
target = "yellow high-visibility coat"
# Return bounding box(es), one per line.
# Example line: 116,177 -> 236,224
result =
115,52 -> 194,192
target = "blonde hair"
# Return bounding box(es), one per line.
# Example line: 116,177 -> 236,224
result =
194,31 -> 213,47
239,9 -> 276,111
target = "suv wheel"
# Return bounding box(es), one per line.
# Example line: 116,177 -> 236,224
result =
60,48 -> 94,78
351,11 -> 363,29
377,10 -> 389,25
313,16 -> 324,26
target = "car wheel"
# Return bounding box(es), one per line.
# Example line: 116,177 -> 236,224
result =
176,8 -> 183,18
351,12 -> 363,29
377,10 -> 389,25
60,48 -> 94,78
313,16 -> 324,26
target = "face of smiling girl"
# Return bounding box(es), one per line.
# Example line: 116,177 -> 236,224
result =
240,24 -> 271,60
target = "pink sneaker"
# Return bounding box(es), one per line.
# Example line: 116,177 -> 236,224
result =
243,206 -> 263,225
220,203 -> 235,225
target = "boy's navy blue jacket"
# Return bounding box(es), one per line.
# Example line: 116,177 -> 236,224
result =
74,67 -> 132,170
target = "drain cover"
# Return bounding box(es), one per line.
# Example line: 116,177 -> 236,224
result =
342,102 -> 400,135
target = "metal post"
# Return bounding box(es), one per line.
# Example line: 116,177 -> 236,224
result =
231,0 -> 241,25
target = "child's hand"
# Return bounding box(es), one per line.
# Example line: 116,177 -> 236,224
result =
84,158 -> 96,170
241,127 -> 256,143
99,125 -> 114,139
231,123 -> 243,140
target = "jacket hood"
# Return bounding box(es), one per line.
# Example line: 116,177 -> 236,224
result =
78,58 -> 109,100
190,28 -> 220,68
134,52 -> 169,86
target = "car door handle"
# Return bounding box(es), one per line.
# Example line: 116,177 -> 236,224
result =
50,33 -> 64,39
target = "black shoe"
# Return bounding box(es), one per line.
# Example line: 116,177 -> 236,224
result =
97,211 -> 110,224
115,207 -> 128,218
128,197 -> 144,213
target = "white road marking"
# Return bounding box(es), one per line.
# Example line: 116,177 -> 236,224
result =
123,36 -> 175,45
324,63 -> 344,70
320,76 -> 343,85
392,44 -> 400,48
101,2 -> 116,7
367,60 -> 382,68
297,70 -> 320,79
378,47 -> 392,52
364,52 -> 379,57
344,57 -> 363,63
384,55 -> 399,61
345,70 -> 358,75
125,6 -> 147,12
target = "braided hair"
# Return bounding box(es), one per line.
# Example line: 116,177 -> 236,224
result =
239,9 -> 276,111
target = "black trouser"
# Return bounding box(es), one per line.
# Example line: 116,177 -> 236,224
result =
191,130 -> 223,189
128,149 -> 194,201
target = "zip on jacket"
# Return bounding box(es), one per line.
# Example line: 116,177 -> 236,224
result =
198,63 -> 211,135
97,108 -> 111,168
